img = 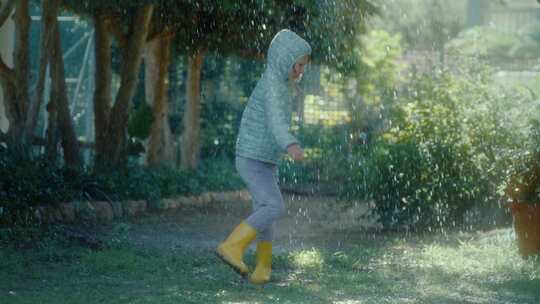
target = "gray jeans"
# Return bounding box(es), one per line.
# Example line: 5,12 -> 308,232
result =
236,156 -> 285,241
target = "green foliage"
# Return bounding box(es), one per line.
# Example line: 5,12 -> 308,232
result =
279,124 -> 351,194
447,26 -> 540,62
344,58 -> 537,230
371,0 -> 466,51
356,139 -> 485,229
1,148 -> 243,225
199,55 -> 263,158
0,147 -> 79,210
351,29 -> 404,142
281,30 -> 404,195
505,119 -> 540,203
200,96 -> 243,159
197,157 -> 244,192
64,0 -> 377,74
356,30 -> 403,97
303,0 -> 379,72
127,102 -> 153,140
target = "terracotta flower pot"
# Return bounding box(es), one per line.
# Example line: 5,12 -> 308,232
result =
509,202 -> 540,257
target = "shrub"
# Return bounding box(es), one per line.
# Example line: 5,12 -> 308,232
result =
0,147 -> 79,209
358,138 -> 486,230
1,146 -> 244,227
279,124 -> 351,194
197,157 -> 244,192
344,59 -> 537,230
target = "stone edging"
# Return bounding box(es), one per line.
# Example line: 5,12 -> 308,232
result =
35,190 -> 251,224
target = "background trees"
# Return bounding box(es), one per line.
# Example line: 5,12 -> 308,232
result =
2,0 -> 540,231
55,0 -> 376,170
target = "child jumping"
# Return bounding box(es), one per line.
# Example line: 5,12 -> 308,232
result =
216,29 -> 311,284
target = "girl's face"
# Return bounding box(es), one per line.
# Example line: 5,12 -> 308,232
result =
290,56 -> 310,80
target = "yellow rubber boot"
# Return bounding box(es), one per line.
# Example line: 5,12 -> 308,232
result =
249,241 -> 272,284
216,222 -> 257,275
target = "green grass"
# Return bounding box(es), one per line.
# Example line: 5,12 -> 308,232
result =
1,229 -> 538,304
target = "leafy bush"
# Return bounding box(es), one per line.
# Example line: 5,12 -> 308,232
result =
200,99 -> 243,159
279,124 -> 351,193
1,146 -> 244,227
128,102 -> 153,140
344,59 -> 537,230
357,138 -> 486,230
197,157 -> 244,192
0,147 -> 79,209
505,119 -> 540,203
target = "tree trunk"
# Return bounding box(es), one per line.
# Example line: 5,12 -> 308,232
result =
0,0 -> 15,134
145,33 -> 173,166
24,0 -> 56,142
92,11 -> 112,169
11,0 -> 30,140
49,8 -> 81,168
101,4 -> 153,167
181,50 -> 205,170
45,67 -> 58,162
0,0 -> 29,144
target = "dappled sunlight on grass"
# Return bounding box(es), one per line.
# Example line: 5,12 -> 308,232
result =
290,248 -> 325,270
1,228 -> 539,303
412,229 -> 539,280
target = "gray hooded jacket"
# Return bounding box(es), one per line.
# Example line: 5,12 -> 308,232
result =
236,29 -> 312,164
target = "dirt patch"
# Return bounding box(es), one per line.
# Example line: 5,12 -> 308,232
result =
90,194 -> 381,253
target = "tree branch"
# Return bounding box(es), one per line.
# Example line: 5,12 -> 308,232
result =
25,0 -> 57,138
14,0 -> 31,119
49,1 -> 81,167
106,4 -> 153,165
0,0 -> 15,27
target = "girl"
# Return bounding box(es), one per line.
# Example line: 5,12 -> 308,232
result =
217,29 -> 311,284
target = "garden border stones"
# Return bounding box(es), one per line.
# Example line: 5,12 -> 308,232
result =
34,190 -> 251,224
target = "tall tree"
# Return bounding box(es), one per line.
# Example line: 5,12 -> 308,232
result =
92,10 -> 112,168
145,32 -> 174,166
48,0 -> 81,167
25,0 -> 55,142
0,0 -> 81,167
65,0 -> 376,170
63,1 -> 154,169
0,0 -> 14,134
98,5 -> 154,168
0,0 -> 29,146
181,49 -> 204,169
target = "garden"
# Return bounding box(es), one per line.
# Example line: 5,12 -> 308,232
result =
1,1 -> 540,303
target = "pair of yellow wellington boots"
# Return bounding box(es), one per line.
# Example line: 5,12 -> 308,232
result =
216,222 -> 272,284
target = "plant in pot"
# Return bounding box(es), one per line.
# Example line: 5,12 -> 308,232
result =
505,121 -> 540,257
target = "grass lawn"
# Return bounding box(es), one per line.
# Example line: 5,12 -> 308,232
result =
1,228 -> 538,304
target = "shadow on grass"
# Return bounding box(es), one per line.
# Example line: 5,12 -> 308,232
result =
1,229 -> 539,304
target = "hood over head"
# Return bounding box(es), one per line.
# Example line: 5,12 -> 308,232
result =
266,29 -> 312,80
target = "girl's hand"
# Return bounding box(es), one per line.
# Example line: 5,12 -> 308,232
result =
287,144 -> 304,161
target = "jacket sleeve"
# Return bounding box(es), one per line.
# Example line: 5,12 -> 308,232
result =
264,83 -> 299,151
